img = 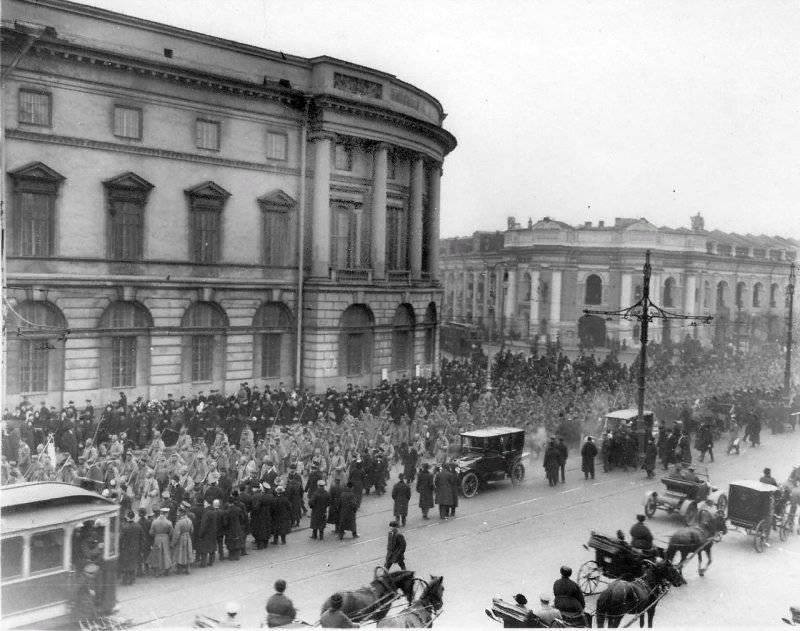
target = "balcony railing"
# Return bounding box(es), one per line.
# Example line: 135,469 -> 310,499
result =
331,268 -> 373,283
387,270 -> 411,284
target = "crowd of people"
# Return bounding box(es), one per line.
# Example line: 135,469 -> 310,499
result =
2,337 -> 798,599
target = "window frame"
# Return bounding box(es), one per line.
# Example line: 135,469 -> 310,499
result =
18,338 -> 49,394
386,205 -> 408,271
111,336 -> 138,388
334,142 -> 354,172
18,88 -> 52,127
0,536 -> 24,580
261,332 -> 282,379
191,334 -> 215,382
112,104 -> 143,140
9,164 -> 64,258
195,118 -> 221,151
103,173 -> 153,262
185,183 -> 230,265
266,130 -> 289,161
28,528 -> 65,576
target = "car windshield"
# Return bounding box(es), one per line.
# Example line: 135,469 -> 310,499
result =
461,436 -> 487,452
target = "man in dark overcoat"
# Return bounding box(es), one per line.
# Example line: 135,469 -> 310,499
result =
543,440 -> 560,487
402,443 -> 418,484
348,460 -> 365,510
252,483 -> 274,549
198,500 -> 220,566
580,436 -> 597,480
119,510 -> 141,585
556,437 -> 568,483
416,463 -> 434,519
391,473 -> 411,526
223,500 -> 244,561
286,469 -> 304,527
337,482 -> 359,539
272,486 -> 292,545
309,480 -> 330,540
384,521 -> 406,570
327,476 -> 343,535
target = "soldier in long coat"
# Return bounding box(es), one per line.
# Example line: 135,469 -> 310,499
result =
327,477 -> 343,534
148,508 -> 174,576
251,484 -> 273,549
223,500 -> 244,561
198,500 -> 220,566
337,482 -> 359,539
119,510 -> 142,585
171,506 -> 194,574
391,474 -> 411,526
416,463 -> 435,519
348,460 -> 365,509
286,470 -> 304,527
272,486 -> 292,545
309,480 -> 330,540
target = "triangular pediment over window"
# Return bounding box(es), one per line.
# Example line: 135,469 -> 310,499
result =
9,161 -> 65,183
258,189 -> 296,210
185,181 -> 231,200
103,172 -> 154,191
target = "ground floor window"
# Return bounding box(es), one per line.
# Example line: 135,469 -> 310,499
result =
191,335 -> 214,382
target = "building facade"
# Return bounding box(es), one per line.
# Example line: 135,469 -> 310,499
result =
440,215 -> 797,352
2,0 -> 456,408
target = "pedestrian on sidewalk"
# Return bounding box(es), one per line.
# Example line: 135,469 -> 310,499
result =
543,440 -> 560,487
416,463 -> 434,519
384,521 -> 406,570
580,436 -> 597,480
556,437 -> 568,483
309,479 -> 330,540
391,473 -> 411,526
643,438 -> 657,479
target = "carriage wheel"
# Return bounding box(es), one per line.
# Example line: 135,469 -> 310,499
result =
683,502 -> 698,526
715,494 -> 728,518
460,472 -> 479,498
754,520 -> 767,553
577,560 -> 602,595
510,461 -> 525,486
644,496 -> 657,518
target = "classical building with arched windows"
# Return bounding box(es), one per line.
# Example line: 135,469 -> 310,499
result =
2,0 -> 455,406
440,214 -> 797,353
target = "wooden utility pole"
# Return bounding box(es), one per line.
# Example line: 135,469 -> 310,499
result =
584,250 -> 712,455
785,262 -> 795,394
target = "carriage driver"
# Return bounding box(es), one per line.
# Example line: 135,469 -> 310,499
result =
552,566 -> 586,622
630,514 -> 654,556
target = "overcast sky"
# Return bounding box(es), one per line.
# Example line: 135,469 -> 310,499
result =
81,0 -> 800,240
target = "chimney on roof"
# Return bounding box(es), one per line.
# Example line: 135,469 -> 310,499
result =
691,213 -> 705,231
584,221 -> 592,228
615,218 -> 624,226
598,220 -> 605,228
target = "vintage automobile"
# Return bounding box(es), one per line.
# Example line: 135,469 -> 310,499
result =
454,427 -> 528,497
643,464 -> 727,525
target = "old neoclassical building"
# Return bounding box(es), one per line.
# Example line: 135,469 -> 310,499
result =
440,214 -> 797,352
2,0 -> 456,407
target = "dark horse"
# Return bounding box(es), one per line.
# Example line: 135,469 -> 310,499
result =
595,560 -> 685,628
321,568 -> 416,623
377,575 -> 444,628
666,509 -> 727,576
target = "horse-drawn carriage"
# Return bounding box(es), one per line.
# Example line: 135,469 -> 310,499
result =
643,465 -> 727,525
576,531 -> 665,596
725,480 -> 792,552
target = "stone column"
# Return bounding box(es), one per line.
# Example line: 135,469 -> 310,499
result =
482,268 -> 490,325
684,274 -> 696,312
649,272 -> 661,342
472,270 -> 480,323
619,272 -> 634,345
310,132 -> 334,278
409,155 -> 424,279
504,268 -> 517,333
549,270 -> 562,330
494,270 -> 503,332
427,163 -> 442,280
371,143 -> 388,279
529,269 -> 540,336
460,271 -> 468,321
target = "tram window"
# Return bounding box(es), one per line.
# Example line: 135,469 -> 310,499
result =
1,537 -> 24,578
30,529 -> 64,573
108,516 -> 118,557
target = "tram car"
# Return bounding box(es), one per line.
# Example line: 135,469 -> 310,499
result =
0,482 -> 120,629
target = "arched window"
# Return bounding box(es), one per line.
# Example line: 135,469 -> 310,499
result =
752,283 -> 762,308
423,302 -> 437,364
703,281 -> 711,308
339,305 -> 374,377
181,302 -> 228,383
99,301 -> 152,389
663,277 -> 676,308
5,301 -> 67,395
736,282 -> 746,308
770,283 -> 779,308
716,282 -> 729,308
253,302 -> 293,380
585,274 -> 602,305
392,304 -> 416,372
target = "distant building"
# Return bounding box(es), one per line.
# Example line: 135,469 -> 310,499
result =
2,0 -> 456,407
440,214 -> 797,352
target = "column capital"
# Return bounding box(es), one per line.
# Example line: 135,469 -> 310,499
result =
308,130 -> 337,143
373,141 -> 391,153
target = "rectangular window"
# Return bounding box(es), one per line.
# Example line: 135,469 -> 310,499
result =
17,191 -> 53,257
30,529 -> 64,574
19,339 -> 48,392
196,119 -> 220,150
263,210 -> 289,266
110,200 -> 143,260
386,207 -> 407,270
388,152 -> 398,180
346,332 -> 365,375
1,536 -> 24,579
191,209 -> 220,263
332,207 -> 358,269
266,132 -> 288,160
19,90 -> 51,126
424,328 -> 434,363
334,143 -> 353,171
261,333 -> 281,378
113,106 -> 142,139
191,335 -> 214,381
111,336 -> 137,388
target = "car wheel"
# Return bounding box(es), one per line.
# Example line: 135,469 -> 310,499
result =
461,472 -> 479,498
511,461 -> 525,485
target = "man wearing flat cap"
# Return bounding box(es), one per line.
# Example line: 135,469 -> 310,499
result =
384,521 -> 406,570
